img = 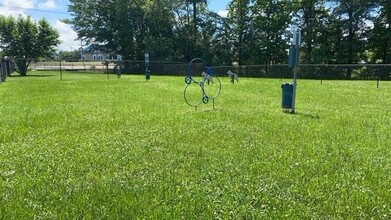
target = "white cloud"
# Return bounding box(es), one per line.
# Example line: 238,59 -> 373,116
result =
39,0 -> 56,10
0,0 -> 76,51
218,10 -> 228,18
2,0 -> 35,9
0,6 -> 26,16
0,0 -> 35,17
0,0 -> 57,13
54,20 -> 79,51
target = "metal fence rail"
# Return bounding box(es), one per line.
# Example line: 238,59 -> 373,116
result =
31,61 -> 115,72
29,61 -> 391,80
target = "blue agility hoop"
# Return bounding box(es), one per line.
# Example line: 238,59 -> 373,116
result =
183,58 -> 221,110
185,58 -> 205,84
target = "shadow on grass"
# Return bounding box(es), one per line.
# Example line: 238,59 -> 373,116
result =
283,109 -> 320,119
201,108 -> 219,113
296,111 -> 320,119
10,74 -> 54,78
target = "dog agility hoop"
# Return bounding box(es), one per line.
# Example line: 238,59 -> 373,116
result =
183,58 -> 221,110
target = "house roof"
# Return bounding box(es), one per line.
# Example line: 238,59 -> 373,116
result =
83,44 -> 111,53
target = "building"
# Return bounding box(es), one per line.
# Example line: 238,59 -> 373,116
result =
82,44 -> 122,62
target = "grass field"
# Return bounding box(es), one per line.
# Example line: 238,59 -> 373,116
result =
1,71 -> 391,219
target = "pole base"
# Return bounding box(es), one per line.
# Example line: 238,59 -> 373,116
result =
282,109 -> 295,114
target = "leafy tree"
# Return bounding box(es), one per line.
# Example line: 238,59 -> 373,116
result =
58,50 -> 81,62
368,0 -> 391,64
331,0 -> 377,78
172,0 -> 208,60
0,15 -> 60,76
63,0 -> 388,73
312,10 -> 345,64
66,0 -> 145,60
295,0 -> 331,64
173,24 -> 198,61
251,0 -> 291,65
194,11 -> 228,65
187,0 -> 207,31
227,0 -> 253,65
208,14 -> 232,65
143,0 -> 176,61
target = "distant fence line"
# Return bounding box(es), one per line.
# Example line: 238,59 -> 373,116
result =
0,58 -> 13,84
29,61 -> 391,80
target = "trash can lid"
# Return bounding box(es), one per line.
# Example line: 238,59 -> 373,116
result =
281,83 -> 292,87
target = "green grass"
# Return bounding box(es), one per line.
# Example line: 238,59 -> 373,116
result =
1,71 -> 391,219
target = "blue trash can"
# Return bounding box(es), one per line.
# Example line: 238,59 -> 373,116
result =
281,83 -> 293,109
145,70 -> 151,80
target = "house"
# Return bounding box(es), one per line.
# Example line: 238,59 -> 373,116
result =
82,44 -> 122,62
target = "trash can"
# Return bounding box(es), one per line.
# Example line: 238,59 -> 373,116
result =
281,83 -> 293,109
145,70 -> 151,80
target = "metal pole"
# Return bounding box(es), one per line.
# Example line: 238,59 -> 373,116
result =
60,60 -> 62,80
291,31 -> 300,114
292,67 -> 297,113
0,60 -> 3,84
107,63 -> 109,79
377,71 -> 380,89
80,40 -> 83,62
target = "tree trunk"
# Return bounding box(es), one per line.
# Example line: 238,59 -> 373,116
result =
347,9 -> 354,79
16,59 -> 29,76
16,59 -> 31,76
193,2 -> 197,31
382,40 -> 388,64
192,1 -> 198,50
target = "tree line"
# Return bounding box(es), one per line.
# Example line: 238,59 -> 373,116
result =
65,1 -> 391,71
0,1 -> 390,77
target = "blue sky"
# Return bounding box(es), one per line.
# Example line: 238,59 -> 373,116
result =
0,0 -> 231,51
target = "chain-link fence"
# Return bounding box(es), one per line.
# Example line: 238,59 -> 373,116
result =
0,58 -> 13,84
30,61 -> 112,72
211,64 -> 391,80
29,60 -> 391,80
298,64 -> 391,80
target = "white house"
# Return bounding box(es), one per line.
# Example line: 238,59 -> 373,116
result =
82,44 -> 122,62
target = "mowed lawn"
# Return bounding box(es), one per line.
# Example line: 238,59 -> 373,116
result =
1,71 -> 391,219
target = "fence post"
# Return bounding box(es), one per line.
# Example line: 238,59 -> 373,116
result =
1,59 -> 6,83
60,60 -> 63,80
0,60 -> 3,84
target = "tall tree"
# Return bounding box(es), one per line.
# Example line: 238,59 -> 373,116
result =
295,0 -> 331,64
227,0 -> 252,65
173,0 -> 209,60
312,10 -> 345,64
172,1 -> 199,60
209,14 -> 232,65
143,0 -> 175,60
66,0 -> 145,60
252,0 -> 291,65
368,0 -> 391,64
196,11 -> 229,65
332,0 -> 377,78
0,16 -> 60,76
188,0 -> 207,31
